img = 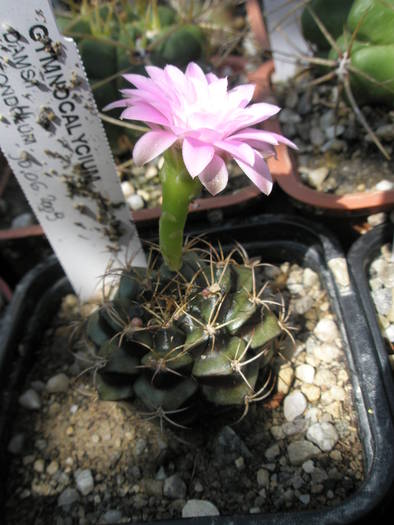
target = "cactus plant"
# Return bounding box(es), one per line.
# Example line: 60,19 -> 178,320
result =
84,239 -> 288,425
81,61 -> 296,425
297,0 -> 394,158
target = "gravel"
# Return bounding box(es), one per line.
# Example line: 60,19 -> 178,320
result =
276,79 -> 394,195
368,243 -> 394,367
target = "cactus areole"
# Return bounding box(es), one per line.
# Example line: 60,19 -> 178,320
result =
85,63 -> 296,422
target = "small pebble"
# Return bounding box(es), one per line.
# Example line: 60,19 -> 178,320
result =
121,181 -> 135,198
18,389 -> 41,410
301,384 -> 321,402
283,391 -> 307,421
58,488 -> 79,507
367,213 -> 387,227
46,373 -> 69,393
265,444 -> 280,461
302,460 -> 315,474
46,460 -> 59,476
307,422 -> 339,452
375,180 -> 393,192
163,474 -> 186,499
101,510 -> 123,524
277,366 -> 294,394
127,194 -> 144,211
288,440 -> 320,465
295,364 -> 315,383
33,459 -> 45,473
182,499 -> 220,518
8,433 -> 25,454
298,494 -> 311,505
257,469 -> 270,488
314,319 -> 339,343
11,212 -> 35,229
235,457 -> 245,470
75,469 -> 94,496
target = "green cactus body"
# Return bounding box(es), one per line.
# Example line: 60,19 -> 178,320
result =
347,0 -> 394,46
80,39 -> 117,80
84,242 -> 285,424
151,25 -> 205,67
350,44 -> 394,107
329,33 -> 394,107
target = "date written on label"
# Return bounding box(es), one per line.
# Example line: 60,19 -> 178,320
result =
38,194 -> 64,222
9,152 -> 64,223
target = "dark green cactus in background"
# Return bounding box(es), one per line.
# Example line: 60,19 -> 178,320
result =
83,241 -> 287,426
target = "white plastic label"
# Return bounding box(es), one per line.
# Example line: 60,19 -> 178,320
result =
0,1 -> 146,299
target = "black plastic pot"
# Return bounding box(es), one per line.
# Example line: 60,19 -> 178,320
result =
1,215 -> 393,524
348,222 -> 394,418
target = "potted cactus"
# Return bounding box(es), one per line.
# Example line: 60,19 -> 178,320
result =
264,0 -> 394,216
81,60 -> 296,417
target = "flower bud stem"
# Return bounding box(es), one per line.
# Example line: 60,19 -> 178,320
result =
159,147 -> 202,271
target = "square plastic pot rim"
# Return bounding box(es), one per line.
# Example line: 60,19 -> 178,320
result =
0,214 -> 393,524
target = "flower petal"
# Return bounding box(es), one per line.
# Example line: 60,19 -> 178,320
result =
228,128 -> 279,145
103,98 -> 128,111
165,64 -> 186,88
214,140 -> 255,165
121,104 -> 169,126
229,128 -> 298,149
198,155 -> 228,196
227,84 -> 256,108
185,128 -> 222,142
133,131 -> 177,166
206,72 -> 219,84
208,77 -> 228,99
182,138 -> 215,178
123,73 -> 156,90
234,151 -> 273,195
223,103 -> 281,135
145,65 -> 167,83
186,62 -> 208,85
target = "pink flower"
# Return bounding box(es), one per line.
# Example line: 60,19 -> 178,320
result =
105,62 -> 296,195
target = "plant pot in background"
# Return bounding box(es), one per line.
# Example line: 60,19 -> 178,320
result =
255,2 -> 394,216
1,215 -> 393,523
347,222 -> 394,417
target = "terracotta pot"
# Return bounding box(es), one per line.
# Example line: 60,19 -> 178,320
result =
268,140 -> 394,216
